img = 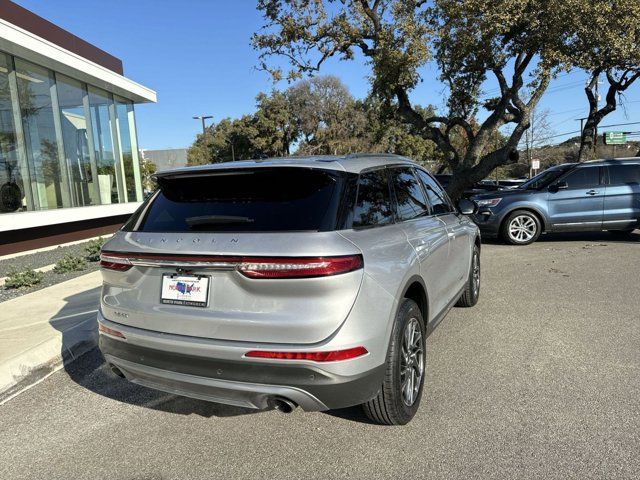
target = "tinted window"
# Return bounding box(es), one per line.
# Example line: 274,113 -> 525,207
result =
352,169 -> 393,228
390,168 -> 429,221
609,164 -> 640,184
519,165 -> 573,190
416,169 -> 454,215
563,167 -> 600,189
126,168 -> 345,232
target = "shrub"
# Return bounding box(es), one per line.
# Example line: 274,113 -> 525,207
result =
54,255 -> 87,274
4,269 -> 44,289
84,237 -> 106,262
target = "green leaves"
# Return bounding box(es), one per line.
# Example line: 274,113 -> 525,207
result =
4,269 -> 43,289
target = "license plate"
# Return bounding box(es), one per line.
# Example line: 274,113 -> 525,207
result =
161,275 -> 210,307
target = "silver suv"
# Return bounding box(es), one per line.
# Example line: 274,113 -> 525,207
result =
98,154 -> 481,425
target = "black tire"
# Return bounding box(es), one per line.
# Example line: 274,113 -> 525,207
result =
500,209 -> 542,245
456,244 -> 480,307
362,298 -> 426,426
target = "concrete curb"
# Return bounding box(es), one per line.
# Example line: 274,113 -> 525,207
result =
0,322 -> 97,404
0,271 -> 102,403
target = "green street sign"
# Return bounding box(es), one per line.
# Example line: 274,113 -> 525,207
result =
603,131 -> 626,145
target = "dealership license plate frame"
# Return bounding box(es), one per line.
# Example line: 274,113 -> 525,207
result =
160,274 -> 210,308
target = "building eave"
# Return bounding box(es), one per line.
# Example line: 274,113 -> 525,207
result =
0,18 -> 156,103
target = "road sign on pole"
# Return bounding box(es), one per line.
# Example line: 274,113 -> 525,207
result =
603,131 -> 627,145
531,160 -> 540,170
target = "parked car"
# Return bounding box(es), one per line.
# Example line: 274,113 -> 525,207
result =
98,154 -> 481,425
471,158 -> 640,245
497,178 -> 527,189
434,174 -> 504,198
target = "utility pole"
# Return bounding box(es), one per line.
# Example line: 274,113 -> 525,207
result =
193,115 -> 213,136
577,117 -> 586,136
576,116 -> 587,161
594,75 -> 600,154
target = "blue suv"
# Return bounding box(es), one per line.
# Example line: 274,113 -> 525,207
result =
471,159 -> 640,245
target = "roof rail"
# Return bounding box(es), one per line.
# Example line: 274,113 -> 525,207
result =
344,153 -> 406,159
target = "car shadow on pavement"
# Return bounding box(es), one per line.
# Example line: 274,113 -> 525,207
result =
322,406 -> 378,424
50,290 -> 262,419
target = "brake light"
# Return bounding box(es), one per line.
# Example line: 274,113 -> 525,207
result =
245,346 -> 368,362
98,323 -> 126,338
100,253 -> 132,271
237,255 -> 363,279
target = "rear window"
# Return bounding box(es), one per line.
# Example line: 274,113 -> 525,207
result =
125,167 -> 350,232
608,164 -> 640,184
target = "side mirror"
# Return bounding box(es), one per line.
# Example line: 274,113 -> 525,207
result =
549,181 -> 568,193
458,198 -> 477,215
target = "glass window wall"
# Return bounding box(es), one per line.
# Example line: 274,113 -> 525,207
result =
0,53 -> 27,213
88,86 -> 120,205
56,74 -> 95,207
115,96 -> 141,202
0,49 -> 144,214
15,58 -> 68,210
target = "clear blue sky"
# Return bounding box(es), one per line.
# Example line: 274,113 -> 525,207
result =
15,0 -> 640,151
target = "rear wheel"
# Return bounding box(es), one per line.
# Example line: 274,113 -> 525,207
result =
456,244 -> 480,307
363,299 -> 426,425
501,210 -> 541,245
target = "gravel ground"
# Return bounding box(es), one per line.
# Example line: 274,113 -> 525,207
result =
0,240 -> 106,278
1,231 -> 639,480
0,238 -> 106,303
0,262 -> 101,303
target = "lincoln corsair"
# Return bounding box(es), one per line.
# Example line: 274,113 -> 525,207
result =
98,154 -> 481,425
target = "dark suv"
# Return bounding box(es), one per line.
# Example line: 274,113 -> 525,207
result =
471,159 -> 640,245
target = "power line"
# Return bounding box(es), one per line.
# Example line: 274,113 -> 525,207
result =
545,121 -> 640,141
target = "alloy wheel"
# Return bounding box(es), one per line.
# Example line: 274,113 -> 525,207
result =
508,215 -> 537,243
400,318 -> 424,407
472,251 -> 480,298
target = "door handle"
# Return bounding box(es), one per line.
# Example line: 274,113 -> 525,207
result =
586,190 -> 599,195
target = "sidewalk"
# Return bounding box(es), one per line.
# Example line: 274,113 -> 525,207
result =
0,271 -> 102,402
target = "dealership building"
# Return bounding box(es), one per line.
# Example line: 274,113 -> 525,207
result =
0,0 -> 156,255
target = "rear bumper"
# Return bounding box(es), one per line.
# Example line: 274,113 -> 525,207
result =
99,331 -> 384,412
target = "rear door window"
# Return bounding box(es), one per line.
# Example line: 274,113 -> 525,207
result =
608,164 -> 640,185
126,167 -> 347,232
389,167 -> 429,221
416,169 -> 455,215
352,169 -> 393,228
562,167 -> 600,189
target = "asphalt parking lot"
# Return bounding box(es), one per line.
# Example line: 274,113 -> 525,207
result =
1,231 -> 639,480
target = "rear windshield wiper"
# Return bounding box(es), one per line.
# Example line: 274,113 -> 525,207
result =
185,215 -> 255,227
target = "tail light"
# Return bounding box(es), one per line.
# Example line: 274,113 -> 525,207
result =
100,253 -> 132,271
245,346 -> 368,362
237,255 -> 362,279
99,252 -> 363,279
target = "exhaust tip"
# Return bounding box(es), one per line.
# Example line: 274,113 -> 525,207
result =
109,364 -> 125,378
271,397 -> 297,413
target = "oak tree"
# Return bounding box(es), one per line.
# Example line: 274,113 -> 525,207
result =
253,0 -> 635,198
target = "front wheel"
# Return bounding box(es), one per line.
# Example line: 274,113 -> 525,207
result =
456,244 -> 480,307
501,210 -> 541,245
362,299 -> 426,426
